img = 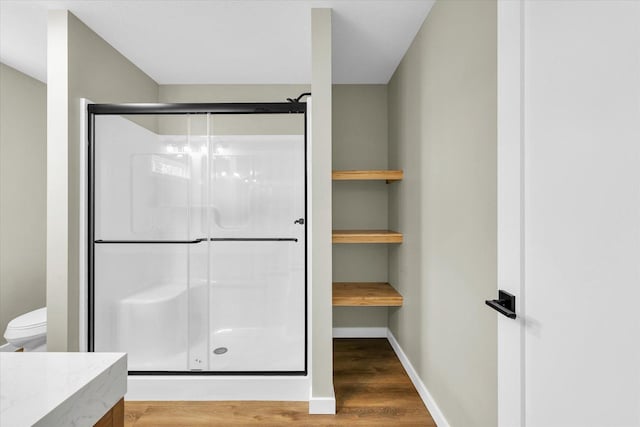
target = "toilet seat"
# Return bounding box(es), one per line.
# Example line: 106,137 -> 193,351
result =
4,307 -> 47,343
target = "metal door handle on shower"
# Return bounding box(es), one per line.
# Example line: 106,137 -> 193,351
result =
94,237 -> 299,244
210,238 -> 298,242
94,238 -> 207,244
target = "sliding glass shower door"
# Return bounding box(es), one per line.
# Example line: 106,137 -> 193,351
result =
90,106 -> 306,374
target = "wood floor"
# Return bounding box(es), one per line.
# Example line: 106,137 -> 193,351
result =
125,339 -> 436,426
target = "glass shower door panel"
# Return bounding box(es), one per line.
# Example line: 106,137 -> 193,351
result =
93,114 -> 210,372
208,241 -> 305,372
94,243 -> 192,371
93,111 -> 307,374
207,132 -> 305,372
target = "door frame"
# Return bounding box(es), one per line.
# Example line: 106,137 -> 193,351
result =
497,1 -> 525,425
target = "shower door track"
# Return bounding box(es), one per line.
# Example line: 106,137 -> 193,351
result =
87,102 -> 308,376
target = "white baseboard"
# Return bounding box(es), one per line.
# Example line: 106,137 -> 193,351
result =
386,329 -> 450,427
332,327 -> 388,338
308,396 -> 336,414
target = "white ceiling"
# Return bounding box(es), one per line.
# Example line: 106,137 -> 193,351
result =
0,0 -> 435,84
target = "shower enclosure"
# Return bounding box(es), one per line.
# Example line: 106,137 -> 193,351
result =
87,103 -> 307,375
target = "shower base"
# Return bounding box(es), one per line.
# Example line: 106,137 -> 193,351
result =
128,327 -> 304,373
124,326 -> 308,401
126,374 -> 310,401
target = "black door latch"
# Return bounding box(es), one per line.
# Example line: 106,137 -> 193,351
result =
294,218 -> 305,225
485,290 -> 517,319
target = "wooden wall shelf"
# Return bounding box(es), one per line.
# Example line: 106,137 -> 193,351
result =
333,282 -> 403,306
332,230 -> 403,244
332,170 -> 403,183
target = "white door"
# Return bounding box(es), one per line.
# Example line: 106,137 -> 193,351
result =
495,1 -> 640,426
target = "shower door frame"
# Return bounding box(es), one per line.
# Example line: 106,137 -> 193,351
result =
86,102 -> 308,376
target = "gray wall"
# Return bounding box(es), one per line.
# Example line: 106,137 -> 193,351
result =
47,10 -> 159,351
387,1 -> 497,426
0,63 -> 47,345
332,84 -> 389,328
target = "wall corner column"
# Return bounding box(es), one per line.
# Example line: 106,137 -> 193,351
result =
46,9 -> 70,351
309,7 -> 335,415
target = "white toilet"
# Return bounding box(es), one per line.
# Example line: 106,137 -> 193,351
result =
4,307 -> 47,352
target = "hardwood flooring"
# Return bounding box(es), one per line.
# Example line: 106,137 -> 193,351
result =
125,339 -> 436,426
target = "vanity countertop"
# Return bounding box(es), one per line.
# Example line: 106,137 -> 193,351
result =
0,352 -> 127,427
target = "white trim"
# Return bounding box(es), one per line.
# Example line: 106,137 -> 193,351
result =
305,98 -> 317,412
127,376 -> 310,401
78,98 -> 92,353
497,1 -> 525,425
308,396 -> 336,415
332,327 -> 388,338
387,329 -> 450,427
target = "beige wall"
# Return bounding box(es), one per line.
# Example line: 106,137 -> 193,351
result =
47,10 -> 159,351
0,64 -> 47,345
332,84 -> 389,328
387,1 -> 497,426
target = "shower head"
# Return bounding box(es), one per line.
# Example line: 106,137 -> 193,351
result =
286,92 -> 311,103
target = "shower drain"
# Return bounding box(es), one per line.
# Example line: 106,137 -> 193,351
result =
213,347 -> 228,355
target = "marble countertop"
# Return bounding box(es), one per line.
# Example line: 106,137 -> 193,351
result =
0,352 -> 127,427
